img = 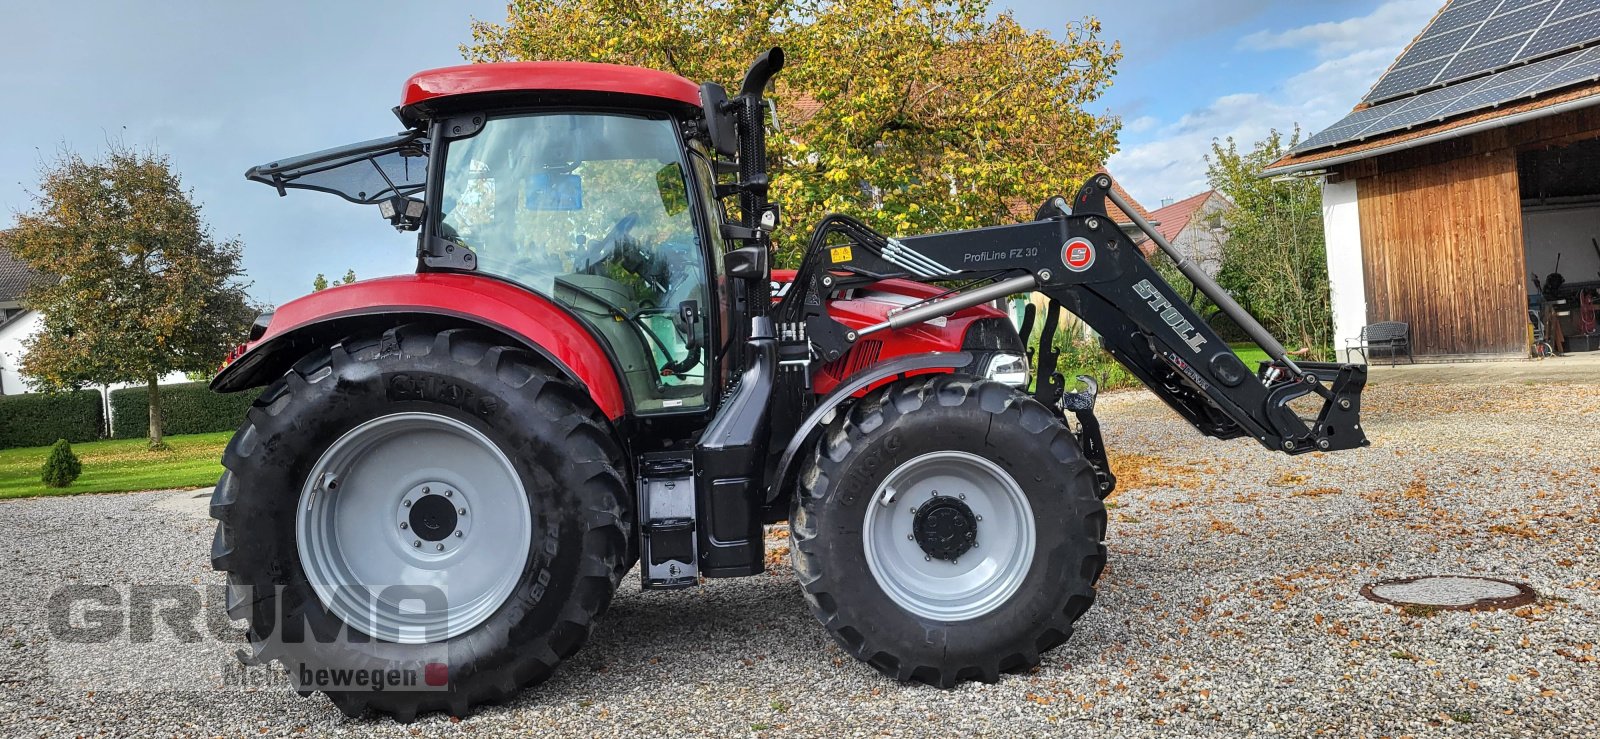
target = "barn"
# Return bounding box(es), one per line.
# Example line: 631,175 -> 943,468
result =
1266,0 -> 1600,362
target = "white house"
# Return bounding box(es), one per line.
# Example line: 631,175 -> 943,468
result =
0,248 -> 44,395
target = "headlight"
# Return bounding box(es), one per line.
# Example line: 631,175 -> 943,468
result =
983,352 -> 1029,388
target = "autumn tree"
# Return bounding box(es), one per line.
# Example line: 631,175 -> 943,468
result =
2,147 -> 253,449
465,0 -> 1121,262
1205,129 -> 1331,358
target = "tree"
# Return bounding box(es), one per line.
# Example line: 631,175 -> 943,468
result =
1,146 -> 254,450
1205,129 -> 1331,359
312,268 -> 357,292
40,439 -> 82,488
465,0 -> 1121,263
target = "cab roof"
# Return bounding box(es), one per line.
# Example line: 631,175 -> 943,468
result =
401,61 -> 702,113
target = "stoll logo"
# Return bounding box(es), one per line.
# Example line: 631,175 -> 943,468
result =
1061,238 -> 1095,272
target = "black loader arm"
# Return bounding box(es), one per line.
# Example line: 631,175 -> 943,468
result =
783,174 -> 1369,456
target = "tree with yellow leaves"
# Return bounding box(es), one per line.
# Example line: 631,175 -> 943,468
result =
465,0 -> 1121,262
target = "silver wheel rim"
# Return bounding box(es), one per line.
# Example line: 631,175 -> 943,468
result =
863,451 -> 1036,621
296,412 -> 531,643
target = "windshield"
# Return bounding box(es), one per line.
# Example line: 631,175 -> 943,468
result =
437,113 -> 710,413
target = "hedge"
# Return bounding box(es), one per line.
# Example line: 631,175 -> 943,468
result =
110,382 -> 262,439
0,390 -> 104,449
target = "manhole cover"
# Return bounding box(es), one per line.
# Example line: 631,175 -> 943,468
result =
1360,575 -> 1536,611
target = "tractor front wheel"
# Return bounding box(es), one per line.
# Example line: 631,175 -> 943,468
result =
209,323 -> 630,720
791,375 -> 1106,686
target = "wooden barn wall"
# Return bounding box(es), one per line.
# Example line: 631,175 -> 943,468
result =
1354,149 -> 1527,356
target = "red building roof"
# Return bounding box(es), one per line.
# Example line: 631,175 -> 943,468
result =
1146,190 -> 1218,243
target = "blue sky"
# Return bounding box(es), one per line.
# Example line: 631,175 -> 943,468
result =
0,0 -> 1440,304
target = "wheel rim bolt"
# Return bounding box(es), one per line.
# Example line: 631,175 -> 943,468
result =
412,540 -> 421,548
924,555 -> 931,561
455,531 -> 464,538
959,493 -> 966,500
403,500 -> 411,508
976,514 -> 983,522
400,522 -> 408,530
422,487 -> 431,495
445,490 -> 453,497
458,508 -> 467,516
907,534 -> 914,541
436,543 -> 444,551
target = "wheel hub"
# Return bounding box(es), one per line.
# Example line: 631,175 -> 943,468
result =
912,496 -> 977,562
394,482 -> 472,554
296,412 -> 529,643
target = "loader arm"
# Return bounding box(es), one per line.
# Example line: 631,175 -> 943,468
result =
779,174 -> 1369,456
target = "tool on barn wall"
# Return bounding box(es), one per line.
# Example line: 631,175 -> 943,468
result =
1543,253 -> 1566,301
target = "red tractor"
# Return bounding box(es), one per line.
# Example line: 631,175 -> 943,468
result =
212,49 -> 1368,720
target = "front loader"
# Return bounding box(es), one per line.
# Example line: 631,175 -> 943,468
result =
209,48 -> 1368,720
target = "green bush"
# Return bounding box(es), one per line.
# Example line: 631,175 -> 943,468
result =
1027,324 -> 1139,392
110,382 -> 262,439
0,391 -> 104,449
40,438 -> 83,488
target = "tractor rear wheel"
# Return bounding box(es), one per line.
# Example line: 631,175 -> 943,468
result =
791,374 -> 1106,686
209,323 -> 630,721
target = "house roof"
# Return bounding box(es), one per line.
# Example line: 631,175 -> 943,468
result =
0,245 -> 41,304
1146,190 -> 1219,242
1267,0 -> 1600,176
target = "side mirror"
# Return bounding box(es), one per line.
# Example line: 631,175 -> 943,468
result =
699,82 -> 738,159
724,245 -> 769,281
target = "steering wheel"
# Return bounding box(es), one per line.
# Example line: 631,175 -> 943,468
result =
577,212 -> 641,271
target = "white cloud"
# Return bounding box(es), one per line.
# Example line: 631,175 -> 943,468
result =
1109,0 -> 1442,204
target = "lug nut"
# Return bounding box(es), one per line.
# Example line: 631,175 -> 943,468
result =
924,555 -> 931,561
958,493 -> 966,500
976,514 -> 983,522
436,543 -> 444,551
412,540 -> 421,548
455,531 -> 464,538
907,534 -> 914,540
444,490 -> 453,497
400,522 -> 408,530
403,500 -> 412,508
422,487 -> 431,495
458,507 -> 466,516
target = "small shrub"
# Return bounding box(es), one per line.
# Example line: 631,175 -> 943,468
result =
40,439 -> 83,488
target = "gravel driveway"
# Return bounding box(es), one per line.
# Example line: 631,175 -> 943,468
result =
1,379 -> 1597,737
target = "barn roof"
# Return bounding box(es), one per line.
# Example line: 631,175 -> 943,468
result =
1267,0 -> 1600,175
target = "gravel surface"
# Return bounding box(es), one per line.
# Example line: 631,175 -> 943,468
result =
1,380 -> 1597,737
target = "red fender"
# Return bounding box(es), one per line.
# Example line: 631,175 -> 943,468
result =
213,273 -> 628,419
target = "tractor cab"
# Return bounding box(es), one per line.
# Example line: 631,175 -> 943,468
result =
246,62 -> 732,414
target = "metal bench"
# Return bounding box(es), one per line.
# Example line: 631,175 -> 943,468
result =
1347,321 -> 1413,366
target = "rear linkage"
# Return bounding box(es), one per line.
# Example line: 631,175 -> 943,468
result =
774,173 -> 1370,472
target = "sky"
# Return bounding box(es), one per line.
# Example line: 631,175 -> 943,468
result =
0,0 -> 1442,305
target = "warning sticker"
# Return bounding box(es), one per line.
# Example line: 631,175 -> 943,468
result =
830,245 -> 853,264
1061,238 -> 1095,272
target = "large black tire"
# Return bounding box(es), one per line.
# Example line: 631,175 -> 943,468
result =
791,374 -> 1106,687
210,323 -> 631,721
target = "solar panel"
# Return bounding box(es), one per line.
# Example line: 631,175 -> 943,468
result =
1517,8 -> 1600,58
1292,40 -> 1600,154
1363,0 -> 1600,105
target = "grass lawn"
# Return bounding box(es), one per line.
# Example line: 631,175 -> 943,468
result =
1230,341 -> 1272,367
0,432 -> 230,499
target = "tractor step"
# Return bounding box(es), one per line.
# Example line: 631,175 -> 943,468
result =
637,453 -> 699,589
